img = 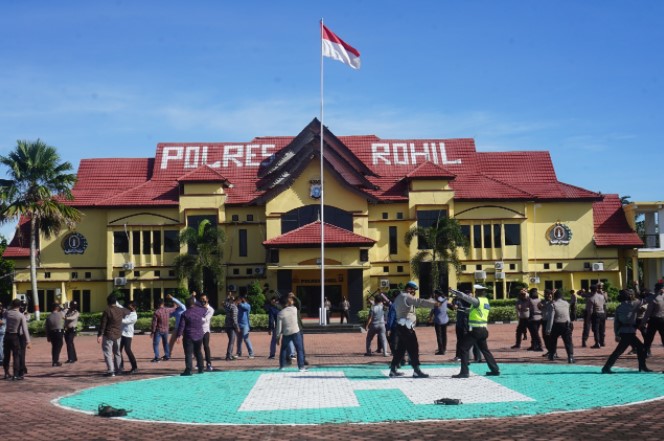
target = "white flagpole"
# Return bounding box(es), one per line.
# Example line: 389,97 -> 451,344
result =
320,19 -> 327,325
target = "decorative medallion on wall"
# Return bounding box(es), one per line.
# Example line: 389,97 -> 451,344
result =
310,179 -> 322,199
62,232 -> 88,255
546,222 -> 572,245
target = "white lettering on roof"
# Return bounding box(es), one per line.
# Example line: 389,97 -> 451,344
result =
159,144 -> 276,170
371,142 -> 461,166
161,147 -> 184,169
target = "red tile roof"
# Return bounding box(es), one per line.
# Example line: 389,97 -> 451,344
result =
593,194 -> 643,247
263,221 -> 375,248
3,217 -> 31,258
68,121 -> 602,206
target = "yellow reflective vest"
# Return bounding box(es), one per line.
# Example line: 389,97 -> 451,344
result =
468,296 -> 490,328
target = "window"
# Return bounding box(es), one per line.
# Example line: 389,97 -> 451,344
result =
544,263 -> 550,270
417,210 -> 447,249
556,262 -> 563,270
493,224 -> 502,248
270,249 -> 280,263
509,263 -> 516,270
389,226 -> 398,254
132,231 -> 140,255
397,265 -> 404,273
113,231 -> 129,253
71,272 -> 78,280
168,270 -> 175,277
461,265 -> 467,271
84,272 -> 91,279
396,212 -> 404,220
504,224 -> 521,246
483,224 -> 492,249
545,280 -> 564,290
282,205 -> 353,234
473,225 -> 482,249
142,230 -> 151,255
246,268 -> 253,275
134,271 -> 140,277
460,225 -> 471,245
476,264 -> 482,270
154,270 -> 161,278
359,249 -> 368,262
119,271 -> 125,277
163,230 -> 179,253
232,214 -> 239,222
383,266 -> 389,273
44,272 -> 51,279
246,214 -> 254,221
233,268 -> 240,275
382,212 -> 388,220
239,229 -> 248,257
152,231 -> 162,255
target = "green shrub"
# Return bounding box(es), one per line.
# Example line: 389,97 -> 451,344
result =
488,306 -> 517,322
135,317 -> 153,333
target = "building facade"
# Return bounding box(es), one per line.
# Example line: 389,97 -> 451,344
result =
4,119 -> 642,317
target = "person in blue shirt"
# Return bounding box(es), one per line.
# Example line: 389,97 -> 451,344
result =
166,294 -> 186,356
236,295 -> 255,358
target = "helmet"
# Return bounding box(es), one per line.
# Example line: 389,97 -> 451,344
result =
405,281 -> 419,290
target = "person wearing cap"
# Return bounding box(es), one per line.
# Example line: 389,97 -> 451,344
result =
450,284 -> 500,378
428,290 -> 449,355
44,303 -> 65,367
388,281 -> 437,378
544,289 -> 574,363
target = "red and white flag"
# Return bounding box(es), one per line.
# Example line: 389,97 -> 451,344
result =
322,24 -> 360,70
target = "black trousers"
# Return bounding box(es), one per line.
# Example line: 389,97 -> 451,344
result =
459,327 -> 499,376
120,336 -> 137,370
203,332 -> 212,365
340,310 -> 350,324
455,325 -> 481,361
548,322 -> 574,358
64,329 -> 77,362
644,317 -> 664,354
515,318 -> 529,346
48,330 -> 64,363
603,333 -> 647,370
183,336 -> 204,373
528,320 -> 543,349
434,323 -> 448,353
591,312 -> 606,346
2,333 -> 22,376
390,325 -> 421,369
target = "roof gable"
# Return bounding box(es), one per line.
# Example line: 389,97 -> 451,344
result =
263,221 -> 375,248
593,194 -> 643,247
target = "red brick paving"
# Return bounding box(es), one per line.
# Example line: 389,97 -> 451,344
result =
2,322 -> 664,440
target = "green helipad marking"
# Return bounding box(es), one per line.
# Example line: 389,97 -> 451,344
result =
55,364 -> 664,425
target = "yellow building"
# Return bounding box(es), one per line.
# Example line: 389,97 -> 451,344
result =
4,119 -> 642,317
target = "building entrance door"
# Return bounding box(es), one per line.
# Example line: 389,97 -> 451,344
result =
296,285 -> 342,318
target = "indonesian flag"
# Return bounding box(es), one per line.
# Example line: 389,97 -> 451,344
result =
322,24 -> 361,70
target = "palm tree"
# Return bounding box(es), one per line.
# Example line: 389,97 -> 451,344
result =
0,140 -> 81,320
404,216 -> 469,292
173,219 -> 225,294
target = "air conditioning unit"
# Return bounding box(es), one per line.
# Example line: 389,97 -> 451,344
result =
380,279 -> 390,288
529,276 -> 540,284
254,266 -> 265,276
227,284 -> 237,292
592,262 -> 604,271
495,261 -> 504,271
114,277 -> 127,286
474,270 -> 486,280
122,262 -> 134,270
495,272 -> 505,280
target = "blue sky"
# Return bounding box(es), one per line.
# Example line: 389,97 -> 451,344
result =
1,1 -> 662,238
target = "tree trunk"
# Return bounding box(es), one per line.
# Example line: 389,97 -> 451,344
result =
30,216 -> 40,320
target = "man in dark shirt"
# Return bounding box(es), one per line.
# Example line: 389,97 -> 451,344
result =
97,293 -> 130,377
177,296 -> 208,376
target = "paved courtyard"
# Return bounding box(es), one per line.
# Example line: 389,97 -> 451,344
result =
3,321 -> 664,440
